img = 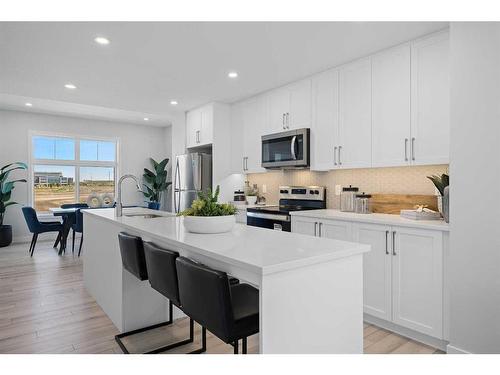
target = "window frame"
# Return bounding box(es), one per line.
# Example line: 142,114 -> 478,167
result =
28,130 -> 120,214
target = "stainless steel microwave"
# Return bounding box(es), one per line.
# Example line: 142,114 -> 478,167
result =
261,128 -> 310,169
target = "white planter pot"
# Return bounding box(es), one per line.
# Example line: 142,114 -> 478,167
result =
183,215 -> 236,234
246,196 -> 258,205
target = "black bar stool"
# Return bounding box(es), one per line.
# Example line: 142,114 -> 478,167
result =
143,241 -> 207,354
115,232 -> 195,354
176,256 -> 260,354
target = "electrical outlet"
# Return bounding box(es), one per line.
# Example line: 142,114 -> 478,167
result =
262,184 -> 267,194
335,185 -> 342,196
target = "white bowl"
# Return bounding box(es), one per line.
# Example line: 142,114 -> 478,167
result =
246,196 -> 258,205
183,215 -> 236,234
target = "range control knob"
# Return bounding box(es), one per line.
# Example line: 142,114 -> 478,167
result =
314,190 -> 320,195
309,190 -> 314,194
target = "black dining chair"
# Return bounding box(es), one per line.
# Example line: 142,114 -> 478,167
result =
22,206 -> 64,257
176,256 -> 260,354
71,209 -> 84,256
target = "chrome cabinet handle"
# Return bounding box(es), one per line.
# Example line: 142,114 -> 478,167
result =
385,230 -> 389,255
286,112 -> 290,129
404,138 -> 408,161
334,146 -> 337,165
411,137 -> 415,161
392,231 -> 397,255
245,157 -> 248,171
243,157 -> 246,171
318,222 -> 322,237
282,113 -> 286,129
314,222 -> 318,237
338,146 -> 342,165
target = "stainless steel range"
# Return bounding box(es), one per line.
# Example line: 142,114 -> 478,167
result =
246,186 -> 326,231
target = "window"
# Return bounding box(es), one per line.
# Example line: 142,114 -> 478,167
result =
31,134 -> 118,212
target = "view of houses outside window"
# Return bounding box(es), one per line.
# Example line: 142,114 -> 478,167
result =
31,135 -> 117,211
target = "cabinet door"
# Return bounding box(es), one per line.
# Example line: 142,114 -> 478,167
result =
353,223 -> 392,321
230,102 -> 245,174
186,109 -> 201,148
266,88 -> 289,133
372,44 -> 411,167
319,219 -> 352,241
392,227 -> 443,338
410,31 -> 450,165
291,216 -> 318,237
199,105 -> 213,146
288,79 -> 311,130
243,96 -> 267,173
338,58 -> 372,169
311,69 -> 339,171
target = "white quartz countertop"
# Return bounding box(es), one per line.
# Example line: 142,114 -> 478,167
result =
291,209 -> 450,232
83,208 -> 370,275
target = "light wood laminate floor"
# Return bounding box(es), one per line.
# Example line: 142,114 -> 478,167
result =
0,241 -> 443,354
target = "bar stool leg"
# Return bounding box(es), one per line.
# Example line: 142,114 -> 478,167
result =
233,340 -> 239,354
242,337 -> 247,354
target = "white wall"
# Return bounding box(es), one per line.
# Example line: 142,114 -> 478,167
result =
449,22 -> 500,354
0,109 -> 171,242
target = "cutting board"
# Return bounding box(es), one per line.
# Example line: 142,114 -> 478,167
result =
370,194 -> 438,215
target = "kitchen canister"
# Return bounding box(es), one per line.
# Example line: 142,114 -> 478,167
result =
354,193 -> 372,214
340,185 -> 359,212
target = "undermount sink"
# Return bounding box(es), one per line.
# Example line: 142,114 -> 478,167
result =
124,213 -> 163,219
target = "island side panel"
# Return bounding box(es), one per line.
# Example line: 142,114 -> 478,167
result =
259,254 -> 364,354
83,213 -> 169,332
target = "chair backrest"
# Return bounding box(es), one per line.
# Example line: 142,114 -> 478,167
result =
176,256 -> 234,342
143,242 -> 181,306
73,209 -> 83,233
61,203 -> 88,209
117,232 -> 148,281
21,206 -> 40,233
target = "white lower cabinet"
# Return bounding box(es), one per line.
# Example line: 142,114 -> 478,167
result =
352,222 -> 444,339
292,216 -> 445,340
291,216 -> 352,240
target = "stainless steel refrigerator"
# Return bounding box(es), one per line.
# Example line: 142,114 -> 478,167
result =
173,153 -> 212,213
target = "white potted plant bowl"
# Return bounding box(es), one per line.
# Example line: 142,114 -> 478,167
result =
246,195 -> 258,205
183,215 -> 236,234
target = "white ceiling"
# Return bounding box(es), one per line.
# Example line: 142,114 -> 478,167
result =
0,22 -> 448,126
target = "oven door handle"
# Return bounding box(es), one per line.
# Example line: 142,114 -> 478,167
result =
290,135 -> 297,160
246,212 -> 291,222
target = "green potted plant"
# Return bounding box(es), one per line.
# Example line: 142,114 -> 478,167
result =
427,173 -> 449,222
178,186 -> 237,233
142,157 -> 171,210
1,162 -> 27,247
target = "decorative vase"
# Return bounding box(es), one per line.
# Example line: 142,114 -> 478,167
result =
443,186 -> 449,223
148,202 -> 161,210
0,225 -> 13,248
246,196 -> 257,205
437,196 -> 443,216
183,215 -> 236,234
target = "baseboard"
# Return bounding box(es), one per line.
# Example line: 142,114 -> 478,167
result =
364,314 -> 448,352
446,344 -> 471,354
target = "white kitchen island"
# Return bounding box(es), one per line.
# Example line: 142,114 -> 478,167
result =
82,207 -> 370,354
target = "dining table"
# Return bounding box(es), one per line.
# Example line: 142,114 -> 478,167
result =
49,207 -> 78,255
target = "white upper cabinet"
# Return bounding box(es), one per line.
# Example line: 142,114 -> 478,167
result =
410,30 -> 450,165
338,57 -> 372,169
186,104 -> 214,148
372,44 -> 411,167
311,69 -> 339,171
266,79 -> 311,133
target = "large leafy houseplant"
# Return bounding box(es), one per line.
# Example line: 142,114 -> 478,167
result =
1,162 -> 27,247
142,158 -> 171,209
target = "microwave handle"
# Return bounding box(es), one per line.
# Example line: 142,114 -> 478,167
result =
290,135 -> 297,160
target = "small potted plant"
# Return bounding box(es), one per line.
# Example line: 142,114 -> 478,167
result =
427,173 -> 449,222
142,158 -> 171,210
245,190 -> 258,205
178,186 -> 237,234
1,162 -> 27,247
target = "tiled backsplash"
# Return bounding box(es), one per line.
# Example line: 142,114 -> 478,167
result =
247,165 -> 449,209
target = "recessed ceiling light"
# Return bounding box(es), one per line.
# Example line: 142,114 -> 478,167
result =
228,71 -> 238,79
143,117 -> 149,121
94,36 -> 110,45
64,83 -> 77,90
170,100 -> 178,106
25,102 -> 33,107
